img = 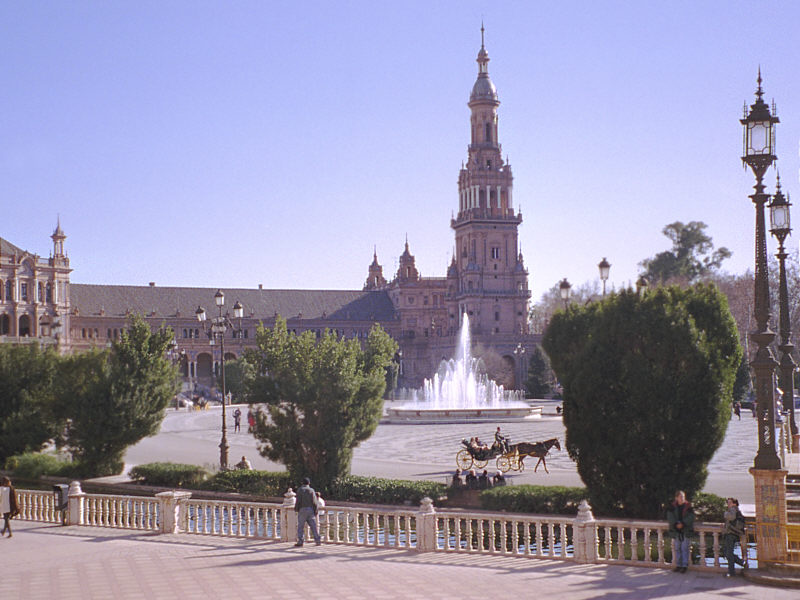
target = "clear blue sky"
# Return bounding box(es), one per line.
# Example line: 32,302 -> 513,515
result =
3,1 -> 800,303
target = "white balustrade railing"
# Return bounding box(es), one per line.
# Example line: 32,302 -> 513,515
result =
317,506 -> 418,548
434,512 -> 573,558
18,486 -> 748,572
593,519 -> 748,570
17,489 -> 60,523
183,498 -> 282,539
81,493 -> 160,531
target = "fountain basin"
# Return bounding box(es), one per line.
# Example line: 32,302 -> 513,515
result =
385,405 -> 542,424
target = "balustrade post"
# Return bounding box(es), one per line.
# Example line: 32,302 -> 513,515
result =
415,497 -> 437,552
281,488 -> 297,543
67,481 -> 85,526
572,500 -> 597,563
156,491 -> 192,534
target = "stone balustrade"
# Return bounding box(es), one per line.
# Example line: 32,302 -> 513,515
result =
16,484 -> 746,571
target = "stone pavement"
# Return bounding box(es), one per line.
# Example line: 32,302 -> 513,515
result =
1,520 -> 792,600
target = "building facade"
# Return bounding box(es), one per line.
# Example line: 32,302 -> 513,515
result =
1,34 -> 538,391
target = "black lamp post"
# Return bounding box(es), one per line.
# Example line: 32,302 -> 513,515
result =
559,278 -> 572,310
741,71 -> 781,470
769,176 -> 798,451
196,290 -> 244,470
598,258 -> 611,297
513,342 -> 527,391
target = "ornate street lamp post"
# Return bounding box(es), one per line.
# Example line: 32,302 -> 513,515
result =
598,258 -> 611,297
741,71 -> 781,471
559,278 -> 572,310
196,290 -> 244,470
513,342 -> 527,392
769,176 -> 798,451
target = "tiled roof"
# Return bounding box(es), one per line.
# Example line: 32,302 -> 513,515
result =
69,284 -> 397,322
0,237 -> 27,257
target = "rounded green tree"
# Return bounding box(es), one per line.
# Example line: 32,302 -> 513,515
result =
542,285 -> 740,518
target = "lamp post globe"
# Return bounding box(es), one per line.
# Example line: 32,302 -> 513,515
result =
559,278 -> 571,309
598,258 -> 611,297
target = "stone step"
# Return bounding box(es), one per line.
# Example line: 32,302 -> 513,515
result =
744,564 -> 800,589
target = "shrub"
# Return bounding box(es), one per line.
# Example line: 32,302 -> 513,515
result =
128,462 -> 210,488
479,485 -> 587,515
691,492 -> 726,522
201,470 -> 292,497
327,476 -> 447,505
5,452 -> 82,479
543,286 -> 740,518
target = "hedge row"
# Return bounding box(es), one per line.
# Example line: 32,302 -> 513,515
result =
479,485 -> 586,515
4,453 -> 83,479
327,476 -> 447,505
128,462 -> 210,488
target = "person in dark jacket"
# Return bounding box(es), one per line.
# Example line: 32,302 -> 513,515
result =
465,469 -> 478,490
0,476 -> 19,538
722,497 -> 747,576
294,478 -> 321,547
666,490 -> 695,572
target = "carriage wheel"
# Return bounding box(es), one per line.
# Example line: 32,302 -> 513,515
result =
473,458 -> 488,469
456,449 -> 474,471
496,456 -> 511,473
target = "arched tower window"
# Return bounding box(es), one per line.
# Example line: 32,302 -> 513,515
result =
4,281 -> 10,301
485,122 -> 491,142
46,282 -> 52,303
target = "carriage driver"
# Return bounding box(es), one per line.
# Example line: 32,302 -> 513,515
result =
495,427 -> 510,453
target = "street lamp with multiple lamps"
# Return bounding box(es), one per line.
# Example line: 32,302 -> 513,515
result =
769,176 -> 798,451
741,70 -> 781,471
559,278 -> 571,309
598,258 -> 611,297
196,290 -> 244,470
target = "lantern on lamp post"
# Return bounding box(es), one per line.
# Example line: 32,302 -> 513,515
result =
558,278 -> 572,310
598,258 -> 611,297
741,70 -> 781,470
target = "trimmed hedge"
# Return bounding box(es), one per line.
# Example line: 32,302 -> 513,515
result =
5,453 -> 82,479
479,484 -> 586,515
327,475 -> 447,505
201,470 -> 292,497
128,462 -> 211,488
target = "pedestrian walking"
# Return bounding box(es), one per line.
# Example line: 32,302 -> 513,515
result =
722,497 -> 747,576
247,409 -> 255,433
667,490 -> 695,573
233,407 -> 242,432
0,476 -> 19,538
733,402 -> 741,420
294,478 -> 321,547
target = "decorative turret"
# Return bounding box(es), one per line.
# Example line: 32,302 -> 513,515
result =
364,247 -> 388,290
396,238 -> 419,283
51,217 -> 66,258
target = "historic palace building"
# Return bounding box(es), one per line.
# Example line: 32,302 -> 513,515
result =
1,33 -> 537,390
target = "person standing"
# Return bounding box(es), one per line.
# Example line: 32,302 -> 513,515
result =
294,478 -> 321,547
733,402 -> 741,420
233,407 -> 242,433
667,490 -> 695,573
0,476 -> 19,538
723,497 -> 747,576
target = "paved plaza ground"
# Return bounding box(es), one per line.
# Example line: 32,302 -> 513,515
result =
2,519 -> 792,600
124,403 -> 762,502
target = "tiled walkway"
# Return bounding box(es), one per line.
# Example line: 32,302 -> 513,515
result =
1,520 -> 791,599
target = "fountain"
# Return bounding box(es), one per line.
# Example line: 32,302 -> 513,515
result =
385,315 -> 542,423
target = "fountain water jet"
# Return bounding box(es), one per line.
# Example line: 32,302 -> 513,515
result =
386,315 -> 542,423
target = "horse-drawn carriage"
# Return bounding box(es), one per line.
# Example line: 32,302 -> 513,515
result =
456,437 -> 561,474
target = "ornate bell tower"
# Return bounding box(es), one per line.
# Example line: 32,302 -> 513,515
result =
450,27 -> 530,336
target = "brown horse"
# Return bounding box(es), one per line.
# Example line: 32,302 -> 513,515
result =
511,438 -> 561,473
